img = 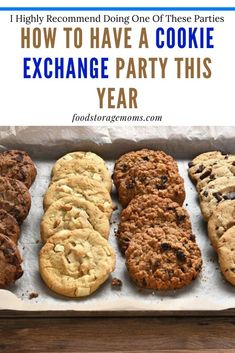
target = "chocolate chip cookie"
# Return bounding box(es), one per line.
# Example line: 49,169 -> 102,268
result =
0,150 -> 37,188
117,195 -> 193,253
189,151 -> 227,167
0,177 -> 31,224
118,162 -> 185,207
217,226 -> 235,285
125,226 -> 202,290
0,209 -> 20,243
0,233 -> 23,287
188,155 -> 235,185
208,200 -> 235,249
199,177 -> 235,221
196,163 -> 235,192
113,149 -> 178,189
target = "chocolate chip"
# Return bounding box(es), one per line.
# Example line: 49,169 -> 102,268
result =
199,169 -> 211,180
142,278 -> 147,287
203,191 -> 208,197
176,250 -> 186,262
150,259 -> 160,272
224,155 -> 229,159
15,269 -> 23,280
196,164 -> 205,174
156,184 -> 166,190
167,270 -> 174,278
190,234 -> 196,242
232,161 -> 235,166
161,175 -> 168,184
213,192 -> 222,202
142,156 -> 149,161
188,162 -> 194,168
15,154 -> 24,162
223,192 -> 235,200
140,176 -> 146,183
160,243 -> 171,251
176,214 -> 186,224
209,174 -> 215,180
126,183 -> 135,189
3,247 -> 14,257
121,164 -> 128,172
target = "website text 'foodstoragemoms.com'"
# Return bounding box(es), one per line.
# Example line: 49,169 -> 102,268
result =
72,113 -> 163,124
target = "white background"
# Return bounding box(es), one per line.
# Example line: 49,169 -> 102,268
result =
0,0 -> 234,125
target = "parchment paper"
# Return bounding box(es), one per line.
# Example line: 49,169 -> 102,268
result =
0,126 -> 234,313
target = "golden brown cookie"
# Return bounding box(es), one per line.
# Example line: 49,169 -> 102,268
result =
40,196 -> 110,242
0,209 -> 20,243
39,229 -> 115,297
189,151 -> 227,167
125,226 -> 202,290
51,158 -> 112,192
117,195 -> 193,253
0,233 -> 23,287
43,175 -> 113,218
217,226 -> 235,285
0,149 -> 37,188
0,177 -> 31,224
199,177 -> 235,221
113,149 -> 178,189
196,163 -> 235,192
188,155 -> 235,185
118,162 -> 185,207
208,200 -> 235,249
52,151 -> 106,176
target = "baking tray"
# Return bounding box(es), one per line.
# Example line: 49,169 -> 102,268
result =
0,126 -> 235,316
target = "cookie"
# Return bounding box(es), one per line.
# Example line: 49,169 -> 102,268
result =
188,156 -> 235,185
39,229 -> 115,297
217,226 -> 235,285
196,163 -> 235,192
40,196 -> 110,242
189,151 -> 227,167
0,149 -> 37,188
118,162 -> 185,207
113,149 -> 178,189
199,177 -> 235,221
117,195 -> 193,253
0,177 -> 31,224
52,151 -> 106,176
125,226 -> 202,290
0,209 -> 20,243
208,200 -> 235,249
43,175 -> 113,218
0,233 -> 23,287
51,158 -> 112,192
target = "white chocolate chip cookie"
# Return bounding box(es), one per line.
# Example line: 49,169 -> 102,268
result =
43,175 -> 113,218
51,158 -> 112,192
39,229 -> 116,297
40,196 -> 110,242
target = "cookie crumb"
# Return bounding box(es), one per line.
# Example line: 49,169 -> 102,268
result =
29,292 -> 39,300
111,277 -> 122,289
35,240 -> 40,244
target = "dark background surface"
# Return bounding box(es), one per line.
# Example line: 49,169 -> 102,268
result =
0,316 -> 235,353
